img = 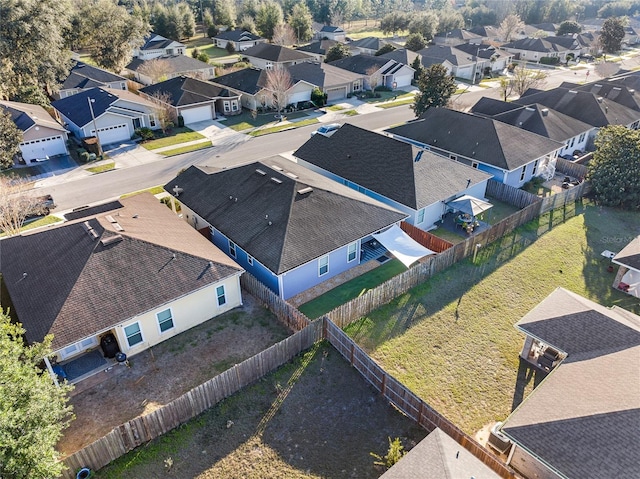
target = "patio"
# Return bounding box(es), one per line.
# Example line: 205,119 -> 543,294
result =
437,211 -> 491,238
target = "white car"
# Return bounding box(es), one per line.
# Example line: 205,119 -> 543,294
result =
311,123 -> 341,137
34,155 -> 50,162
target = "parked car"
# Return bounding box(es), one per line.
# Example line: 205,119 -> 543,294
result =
311,123 -> 341,137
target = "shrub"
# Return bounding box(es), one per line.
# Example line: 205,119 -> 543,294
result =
539,56 -> 560,65
177,115 -> 185,127
134,127 -> 154,141
197,52 -> 210,63
311,87 -> 326,107
370,437 -> 406,470
207,25 -> 218,38
191,48 -> 200,59
226,43 -> 236,54
232,61 -> 250,69
79,151 -> 91,163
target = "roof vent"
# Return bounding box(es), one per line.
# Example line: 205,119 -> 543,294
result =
100,235 -> 123,246
82,221 -> 99,241
270,177 -> 282,184
271,165 -> 283,171
541,108 -> 549,116
113,223 -> 124,232
255,169 -> 266,175
297,187 -> 313,195
286,172 -> 298,179
597,96 -> 603,103
630,89 -> 635,94
106,215 -> 116,223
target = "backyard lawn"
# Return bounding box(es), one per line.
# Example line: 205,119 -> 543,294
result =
344,200 -> 639,436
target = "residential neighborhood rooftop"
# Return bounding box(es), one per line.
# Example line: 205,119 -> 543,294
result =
242,43 -> 313,62
0,100 -> 67,133
61,61 -> 128,91
139,76 -> 235,106
125,54 -> 213,75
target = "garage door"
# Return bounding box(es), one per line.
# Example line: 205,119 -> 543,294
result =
95,124 -> 129,146
393,74 -> 413,88
326,87 -> 347,102
288,91 -> 311,104
20,136 -> 67,161
181,105 -> 213,124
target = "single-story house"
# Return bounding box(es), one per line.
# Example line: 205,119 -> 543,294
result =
328,54 -> 414,90
500,287 -> 640,479
560,80 -> 640,112
139,76 -> 241,123
286,62 -> 363,102
418,44 -> 511,81
242,43 -> 314,70
500,37 -> 576,63
52,87 -> 160,146
0,100 -> 69,162
378,48 -> 421,69
433,28 -> 483,46
386,108 -> 564,187
347,36 -> 400,55
612,235 -> 640,298
471,98 -> 596,159
125,55 -> 216,86
163,158 -> 408,300
212,29 -> 266,52
57,61 -> 129,99
454,43 -> 514,73
210,67 -> 315,111
468,25 -> 502,43
294,123 -> 491,231
133,32 -> 186,60
317,25 -> 346,42
0,193 -> 244,383
295,39 -> 340,62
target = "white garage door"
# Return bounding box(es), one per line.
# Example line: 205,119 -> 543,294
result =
20,136 -> 67,161
181,105 -> 213,124
95,124 -> 130,146
288,91 -> 311,104
326,87 -> 347,102
393,74 -> 413,88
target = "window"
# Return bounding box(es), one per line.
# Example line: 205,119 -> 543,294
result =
121,82 -> 126,90
347,242 -> 357,262
532,159 -> 538,175
265,62 -> 273,70
229,240 -> 237,258
318,255 -> 329,276
216,285 -> 226,306
353,80 -> 362,91
231,100 -> 239,111
157,309 -> 174,333
471,161 -> 479,169
417,208 -> 425,224
247,254 -> 254,265
520,165 -> 527,182
149,114 -> 156,127
224,101 -> 231,112
578,132 -> 586,143
124,322 -> 143,347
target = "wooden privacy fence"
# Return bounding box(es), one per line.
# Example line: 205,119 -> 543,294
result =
324,319 -> 516,478
61,320 -> 323,477
401,221 -> 453,253
555,157 -> 588,179
539,181 -> 587,214
486,179 -> 541,209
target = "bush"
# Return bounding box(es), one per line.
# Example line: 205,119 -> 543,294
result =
226,43 -> 236,54
177,115 -> 185,127
207,25 -> 218,38
134,127 -> 154,141
79,151 -> 91,163
232,61 -> 250,69
311,87 -> 326,107
191,48 -> 200,59
371,437 -> 406,470
197,52 -> 210,63
539,56 -> 560,65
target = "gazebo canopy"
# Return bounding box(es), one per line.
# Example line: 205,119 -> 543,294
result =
447,195 -> 493,216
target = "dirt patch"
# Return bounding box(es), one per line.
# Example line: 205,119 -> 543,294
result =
96,342 -> 427,479
59,294 -> 291,457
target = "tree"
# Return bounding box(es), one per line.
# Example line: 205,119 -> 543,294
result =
213,0 -> 236,29
600,17 -> 626,54
288,2 -> 314,43
411,63 -> 456,117
557,20 -> 582,36
411,55 -> 423,81
375,44 -> 396,56
0,311 -> 74,479
272,23 -> 297,46
380,11 -> 410,36
498,14 -> 524,42
366,66 -> 382,93
178,2 -> 196,39
264,67 -> 293,118
325,43 -> 351,63
498,76 -> 514,101
0,176 -> 52,235
0,111 -> 22,170
203,9 -> 215,37
138,58 -> 173,84
407,12 -> 439,40
238,15 -> 258,35
404,33 -> 426,52
588,125 -> 640,209
595,61 -> 620,79
510,65 -> 548,96
147,91 -> 176,134
256,1 -> 284,40
437,9 -> 465,33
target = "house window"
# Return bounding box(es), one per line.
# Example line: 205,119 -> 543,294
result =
124,322 -> 143,347
353,80 -> 362,91
247,254 -> 254,265
121,82 -> 126,90
578,132 -> 586,143
231,100 -> 239,111
157,308 -> 174,333
223,101 -> 231,112
265,62 -> 273,69
532,159 -> 538,175
229,240 -> 237,258
347,242 -> 357,262
520,165 -> 527,181
417,208 -> 425,224
216,285 -> 226,306
318,255 -> 329,276
149,114 -> 156,127
472,161 -> 479,169
569,137 -> 575,148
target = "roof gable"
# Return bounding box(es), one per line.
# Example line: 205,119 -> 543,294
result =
214,29 -> 263,42
0,101 -> 66,133
211,68 -> 263,95
243,43 -> 313,62
613,235 -> 640,270
328,54 -> 392,74
140,76 -> 234,106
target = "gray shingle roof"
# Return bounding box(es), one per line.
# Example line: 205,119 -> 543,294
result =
0,101 -> 66,133
140,76 -> 235,107
126,55 -> 212,74
470,97 -> 522,117
503,37 -> 568,53
561,80 -> 640,112
210,68 -> 265,95
502,288 -> 640,479
348,36 -> 392,50
328,54 -> 391,74
294,124 -> 490,209
213,29 -> 263,42
613,235 -> 640,271
286,62 -> 361,89
379,48 -> 420,66
417,45 -> 476,67
141,33 -> 183,51
0,194 -> 242,350
387,108 -> 564,171
163,160 -> 406,275
61,61 -> 127,90
242,43 -> 313,62
296,39 -> 339,55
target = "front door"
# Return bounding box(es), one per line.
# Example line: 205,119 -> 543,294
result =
133,118 -> 141,129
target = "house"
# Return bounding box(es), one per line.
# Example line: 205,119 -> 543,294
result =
378,48 -> 421,69
210,67 -> 315,111
471,98 -> 596,159
612,235 -> 640,298
418,44 -> 512,81
468,25 -> 502,43
125,55 -> 216,86
500,37 -> 577,63
133,33 -> 186,60
287,62 -> 363,102
328,54 -> 414,89
559,80 -> 640,113
212,29 -> 266,52
317,25 -> 346,42
0,100 -> 69,163
380,428 -> 502,479
347,36 -> 400,55
52,87 -> 160,146
433,28 -> 483,46
0,193 -> 244,383
454,43 -> 514,73
139,76 -> 241,123
57,61 -> 129,99
499,287 -> 640,479
295,39 -> 340,62
293,124 -> 491,231
163,158 -> 408,300
241,43 -> 314,69
386,108 -> 564,187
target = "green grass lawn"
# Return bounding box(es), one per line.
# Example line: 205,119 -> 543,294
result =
225,111 -> 292,131
184,36 -> 240,61
360,90 -> 409,103
325,105 -> 346,111
161,141 -> 213,156
120,185 -> 165,199
378,98 -> 415,109
299,260 -> 406,319
249,118 -> 319,137
85,162 -> 115,174
344,200 -> 640,436
0,215 -> 62,237
342,109 -> 359,116
0,166 -> 39,178
141,127 -> 205,150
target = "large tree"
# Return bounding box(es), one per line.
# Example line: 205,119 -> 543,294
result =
510,64 -> 548,96
0,176 -> 51,235
600,17 -> 626,54
557,20 -> 582,36
325,43 -> 351,63
498,14 -> 524,42
264,67 -> 293,118
380,11 -> 410,36
0,0 -> 72,99
588,125 -> 640,210
0,311 -> 74,479
256,1 -> 284,40
288,2 -> 313,43
0,110 -> 23,169
407,12 -> 439,41
213,0 -> 236,29
404,33 -> 426,52
411,63 -> 456,117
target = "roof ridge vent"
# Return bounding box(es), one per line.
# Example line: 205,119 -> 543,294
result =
82,221 -> 99,240
255,168 -> 266,175
100,234 -> 123,246
270,177 -> 282,184
271,165 -> 283,171
286,172 -> 298,179
106,215 -> 116,223
297,187 -> 313,195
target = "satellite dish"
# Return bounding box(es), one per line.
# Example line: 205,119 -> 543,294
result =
172,185 -> 183,196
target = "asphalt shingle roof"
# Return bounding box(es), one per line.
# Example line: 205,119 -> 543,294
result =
213,29 -> 263,42
328,54 -> 391,74
61,61 -> 128,90
0,101 -> 66,133
286,62 -> 361,89
296,39 -> 339,55
418,45 -> 476,66
140,76 -> 235,106
348,37 -> 392,50
126,55 -> 212,74
0,194 -> 242,350
294,124 -> 490,209
379,48 -> 420,66
242,43 -> 313,62
163,160 -> 406,275
387,108 -> 564,171
210,68 -> 265,95
613,235 -> 640,271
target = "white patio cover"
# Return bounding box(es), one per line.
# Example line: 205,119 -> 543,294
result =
372,224 -> 437,268
621,269 -> 640,299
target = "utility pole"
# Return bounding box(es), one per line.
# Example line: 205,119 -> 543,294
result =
473,46 -> 480,85
87,97 -> 103,157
